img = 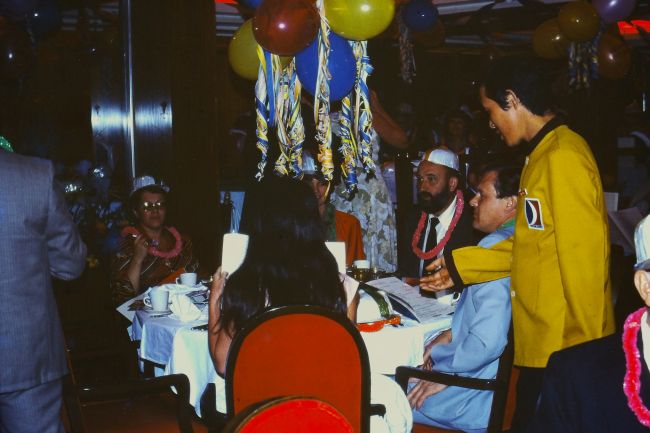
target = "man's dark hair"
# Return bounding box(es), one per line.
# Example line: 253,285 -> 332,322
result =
480,163 -> 522,198
481,56 -> 554,116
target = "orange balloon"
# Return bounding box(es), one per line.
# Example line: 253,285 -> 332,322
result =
558,1 -> 600,42
598,33 -> 631,80
253,0 -> 320,56
533,19 -> 569,59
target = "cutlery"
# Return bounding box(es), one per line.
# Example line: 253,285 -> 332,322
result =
191,324 -> 209,331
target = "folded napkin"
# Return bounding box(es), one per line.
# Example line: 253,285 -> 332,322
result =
357,290 -> 394,324
169,293 -> 202,322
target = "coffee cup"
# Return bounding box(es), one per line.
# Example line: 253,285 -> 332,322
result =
144,286 -> 170,312
176,272 -> 197,286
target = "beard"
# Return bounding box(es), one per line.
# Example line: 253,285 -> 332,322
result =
418,189 -> 453,214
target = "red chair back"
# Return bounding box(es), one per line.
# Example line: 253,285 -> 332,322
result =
225,306 -> 371,433
224,397 -> 355,433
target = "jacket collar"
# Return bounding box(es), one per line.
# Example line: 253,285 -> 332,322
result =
524,116 -> 565,156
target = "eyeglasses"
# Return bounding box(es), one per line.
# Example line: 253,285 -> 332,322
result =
141,201 -> 166,212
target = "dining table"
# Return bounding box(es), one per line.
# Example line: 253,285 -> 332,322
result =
128,290 -> 454,433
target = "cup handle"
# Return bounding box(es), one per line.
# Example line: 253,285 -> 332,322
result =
144,297 -> 152,307
175,277 -> 181,284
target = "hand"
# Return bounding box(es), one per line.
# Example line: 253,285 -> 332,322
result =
133,235 -> 149,262
419,257 -> 453,292
422,329 -> 451,367
209,267 -> 227,309
407,380 -> 448,409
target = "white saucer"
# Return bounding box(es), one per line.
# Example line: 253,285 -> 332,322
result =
144,307 -> 172,314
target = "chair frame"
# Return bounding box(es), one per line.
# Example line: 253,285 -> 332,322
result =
63,373 -> 195,433
225,305 -> 372,433
395,325 -> 514,433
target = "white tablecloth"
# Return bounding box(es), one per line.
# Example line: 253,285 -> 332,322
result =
130,303 -> 453,433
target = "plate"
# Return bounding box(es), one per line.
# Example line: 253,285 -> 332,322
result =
144,307 -> 172,315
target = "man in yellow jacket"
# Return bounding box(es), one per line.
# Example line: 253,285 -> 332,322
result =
421,57 -> 615,433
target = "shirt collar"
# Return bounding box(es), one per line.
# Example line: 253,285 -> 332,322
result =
523,116 -> 565,156
432,194 -> 457,230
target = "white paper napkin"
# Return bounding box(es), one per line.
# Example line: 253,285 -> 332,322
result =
169,293 -> 202,322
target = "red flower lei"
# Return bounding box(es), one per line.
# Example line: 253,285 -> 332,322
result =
121,226 -> 183,259
622,307 -> 650,427
411,190 -> 464,260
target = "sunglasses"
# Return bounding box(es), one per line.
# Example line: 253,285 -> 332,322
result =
140,201 -> 166,211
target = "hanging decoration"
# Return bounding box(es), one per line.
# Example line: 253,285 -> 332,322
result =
397,9 -> 416,84
568,31 -> 601,91
246,0 -> 382,188
313,0 -> 334,182
0,135 -> 13,152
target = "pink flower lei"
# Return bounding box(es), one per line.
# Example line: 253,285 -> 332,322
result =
622,307 -> 650,427
121,226 -> 183,259
411,190 -> 465,261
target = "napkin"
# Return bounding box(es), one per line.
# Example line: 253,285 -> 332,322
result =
169,293 -> 202,322
357,290 -> 394,323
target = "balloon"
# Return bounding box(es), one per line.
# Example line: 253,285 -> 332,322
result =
326,0 -> 395,41
27,0 -> 61,38
0,24 -> 34,79
402,0 -> 439,32
253,0 -> 319,56
411,22 -> 445,47
295,32 -> 356,101
532,19 -> 569,59
598,33 -> 631,79
558,1 -> 600,42
593,0 -> 636,24
239,0 -> 263,9
229,19 -> 291,80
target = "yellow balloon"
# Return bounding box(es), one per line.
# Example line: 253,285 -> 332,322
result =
325,0 -> 395,41
533,19 -> 569,59
229,20 -> 260,80
558,1 -> 600,42
228,19 -> 290,80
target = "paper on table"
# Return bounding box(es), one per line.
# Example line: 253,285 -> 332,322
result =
366,277 -> 455,324
116,291 -> 147,322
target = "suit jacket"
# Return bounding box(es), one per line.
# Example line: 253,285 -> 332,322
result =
414,225 -> 512,431
0,150 -> 86,393
530,332 -> 650,433
398,199 -> 473,279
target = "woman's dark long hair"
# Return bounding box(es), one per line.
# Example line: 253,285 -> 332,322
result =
219,176 -> 347,335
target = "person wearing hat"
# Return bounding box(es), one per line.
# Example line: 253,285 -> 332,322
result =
110,176 -> 198,306
406,163 -> 517,433
528,215 -> 650,433
420,56 -> 615,432
301,152 -> 365,267
397,148 -> 474,281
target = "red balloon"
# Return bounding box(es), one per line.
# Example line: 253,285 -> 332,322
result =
598,33 -> 631,80
253,0 -> 320,56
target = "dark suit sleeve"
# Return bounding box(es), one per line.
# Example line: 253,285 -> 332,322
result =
45,162 -> 87,280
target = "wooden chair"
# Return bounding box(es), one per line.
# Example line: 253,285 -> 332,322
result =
395,326 -> 514,433
222,397 -> 355,433
62,372 -> 195,433
225,305 -> 374,433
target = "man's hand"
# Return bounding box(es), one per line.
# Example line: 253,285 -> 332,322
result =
407,380 -> 448,409
422,329 -> 452,367
419,257 -> 454,292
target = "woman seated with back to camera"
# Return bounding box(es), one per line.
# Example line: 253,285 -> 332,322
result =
208,176 -> 358,374
111,175 -> 198,306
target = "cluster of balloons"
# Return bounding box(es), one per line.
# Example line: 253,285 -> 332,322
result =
228,0 -> 395,100
532,0 -> 635,79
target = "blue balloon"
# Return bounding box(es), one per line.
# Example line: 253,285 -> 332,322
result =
402,0 -> 439,32
295,33 -> 356,102
239,0 -> 263,10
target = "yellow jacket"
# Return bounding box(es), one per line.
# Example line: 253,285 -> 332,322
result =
446,121 -> 615,367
